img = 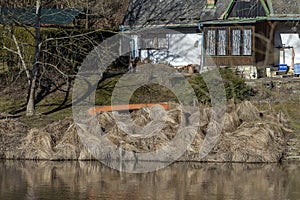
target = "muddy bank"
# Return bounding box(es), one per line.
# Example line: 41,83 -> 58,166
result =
0,101 -> 293,162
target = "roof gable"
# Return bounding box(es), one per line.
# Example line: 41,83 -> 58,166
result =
223,0 -> 300,20
223,0 -> 270,19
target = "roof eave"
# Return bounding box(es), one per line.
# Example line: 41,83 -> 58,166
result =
121,23 -> 199,32
267,14 -> 300,20
200,18 -> 267,25
200,15 -> 300,25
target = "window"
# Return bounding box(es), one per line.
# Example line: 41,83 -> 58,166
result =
205,27 -> 252,56
140,34 -> 168,49
231,29 -> 241,55
157,36 -> 168,49
243,28 -> 252,55
231,28 -> 253,56
218,29 -> 227,55
206,29 -> 216,55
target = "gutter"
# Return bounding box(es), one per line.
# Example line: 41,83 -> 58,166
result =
201,31 -> 205,72
200,18 -> 266,25
131,38 -> 135,59
119,25 -> 125,32
200,16 -> 300,25
267,17 -> 300,21
121,23 -> 199,32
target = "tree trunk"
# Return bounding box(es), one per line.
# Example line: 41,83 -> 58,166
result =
26,0 -> 41,116
26,69 -> 38,116
85,0 -> 89,29
263,21 -> 278,67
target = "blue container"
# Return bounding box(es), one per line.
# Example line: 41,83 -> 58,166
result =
294,64 -> 300,75
278,64 -> 288,71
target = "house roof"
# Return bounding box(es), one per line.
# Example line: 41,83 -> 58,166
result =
271,0 -> 300,16
0,8 -> 81,26
122,0 -> 300,30
122,0 -> 231,29
222,0 -> 300,20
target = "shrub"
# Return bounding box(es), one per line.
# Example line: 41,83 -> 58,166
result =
188,67 -> 255,104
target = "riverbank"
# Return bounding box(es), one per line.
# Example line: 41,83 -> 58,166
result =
0,101 -> 293,163
247,77 -> 300,161
1,69 -> 300,163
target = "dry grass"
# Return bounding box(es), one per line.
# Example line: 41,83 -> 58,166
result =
252,81 -> 300,139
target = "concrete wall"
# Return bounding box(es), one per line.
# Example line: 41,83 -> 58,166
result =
133,33 -> 202,66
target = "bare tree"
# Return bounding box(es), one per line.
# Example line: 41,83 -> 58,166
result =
1,0 -> 119,116
1,0 -> 43,116
26,0 -> 42,116
63,0 -> 130,29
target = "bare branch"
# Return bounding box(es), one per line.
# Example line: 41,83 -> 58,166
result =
4,28 -> 31,80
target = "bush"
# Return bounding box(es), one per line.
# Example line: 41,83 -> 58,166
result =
95,67 -> 255,106
220,67 -> 255,101
188,67 -> 255,104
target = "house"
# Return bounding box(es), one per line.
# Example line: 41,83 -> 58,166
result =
122,0 -> 232,68
122,0 -> 300,78
0,8 -> 81,27
200,0 -> 300,78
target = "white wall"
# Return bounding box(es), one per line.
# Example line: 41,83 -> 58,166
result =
280,34 -> 300,66
137,33 -> 202,66
274,23 -> 300,66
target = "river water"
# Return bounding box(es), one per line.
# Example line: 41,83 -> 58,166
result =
0,160 -> 299,200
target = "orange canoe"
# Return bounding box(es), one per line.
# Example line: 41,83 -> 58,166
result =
88,103 -> 170,115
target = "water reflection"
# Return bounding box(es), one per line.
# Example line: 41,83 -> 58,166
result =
0,160 -> 299,200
